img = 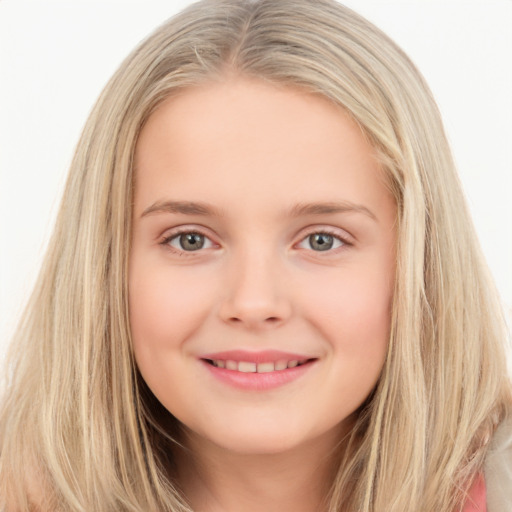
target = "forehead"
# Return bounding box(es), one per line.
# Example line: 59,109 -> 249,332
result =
133,77 -> 391,218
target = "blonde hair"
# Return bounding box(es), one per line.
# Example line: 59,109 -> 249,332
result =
1,1 -> 510,510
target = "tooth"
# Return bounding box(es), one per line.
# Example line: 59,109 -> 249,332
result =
287,360 -> 298,368
216,360 -> 225,368
226,360 -> 238,370
275,360 -> 288,371
211,360 -> 218,367
257,362 -> 275,373
238,361 -> 257,373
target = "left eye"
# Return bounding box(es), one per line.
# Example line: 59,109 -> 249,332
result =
298,232 -> 345,252
166,232 -> 214,252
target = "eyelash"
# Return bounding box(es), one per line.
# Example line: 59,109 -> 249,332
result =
159,227 -> 351,257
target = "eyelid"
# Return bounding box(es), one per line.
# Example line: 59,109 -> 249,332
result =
159,224 -> 353,256
159,226 -> 217,255
295,226 -> 353,251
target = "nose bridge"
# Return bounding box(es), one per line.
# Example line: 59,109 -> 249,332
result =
218,241 -> 292,328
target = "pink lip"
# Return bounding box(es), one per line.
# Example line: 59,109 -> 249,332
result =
200,349 -> 313,364
199,350 -> 317,391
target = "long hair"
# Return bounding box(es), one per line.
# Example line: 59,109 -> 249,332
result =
1,1 -> 510,510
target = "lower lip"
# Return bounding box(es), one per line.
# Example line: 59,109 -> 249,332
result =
201,359 -> 316,391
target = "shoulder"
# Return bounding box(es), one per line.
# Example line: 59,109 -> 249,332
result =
484,415 -> 512,511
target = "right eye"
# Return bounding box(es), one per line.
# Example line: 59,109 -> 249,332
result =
161,230 -> 215,253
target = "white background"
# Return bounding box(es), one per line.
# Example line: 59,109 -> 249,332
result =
1,1 -> 511,361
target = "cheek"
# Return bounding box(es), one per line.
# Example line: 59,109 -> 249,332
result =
128,262 -> 211,410
128,260 -> 211,350
305,262 -> 393,365
312,265 -> 391,322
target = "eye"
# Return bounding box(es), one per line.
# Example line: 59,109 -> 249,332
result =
162,230 -> 214,252
297,231 -> 347,252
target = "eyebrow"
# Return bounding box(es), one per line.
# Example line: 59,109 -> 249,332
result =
140,200 -> 377,221
141,200 -> 224,218
289,201 -> 377,221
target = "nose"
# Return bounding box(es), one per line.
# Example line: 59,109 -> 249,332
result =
217,249 -> 293,331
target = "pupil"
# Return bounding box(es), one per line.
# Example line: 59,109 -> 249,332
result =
181,233 -> 204,251
310,233 -> 333,251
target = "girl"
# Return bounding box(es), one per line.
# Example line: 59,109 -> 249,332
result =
0,1 -> 510,510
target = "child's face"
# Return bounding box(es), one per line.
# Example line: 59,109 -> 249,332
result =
129,77 -> 396,456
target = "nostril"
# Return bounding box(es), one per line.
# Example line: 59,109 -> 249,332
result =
228,316 -> 279,323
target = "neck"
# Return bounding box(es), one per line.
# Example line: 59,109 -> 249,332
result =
174,427 -> 345,512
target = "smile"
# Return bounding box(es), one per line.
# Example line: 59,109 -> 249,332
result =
200,350 -> 317,391
204,358 -> 310,373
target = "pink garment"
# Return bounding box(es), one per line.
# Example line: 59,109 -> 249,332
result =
462,474 -> 486,512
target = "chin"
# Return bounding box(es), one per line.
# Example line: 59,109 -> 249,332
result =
186,416 -> 342,458
212,432 -> 305,456
180,416 -> 305,455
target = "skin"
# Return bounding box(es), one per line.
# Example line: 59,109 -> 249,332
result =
129,76 -> 397,512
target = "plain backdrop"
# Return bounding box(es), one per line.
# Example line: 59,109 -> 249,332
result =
1,0 -> 511,362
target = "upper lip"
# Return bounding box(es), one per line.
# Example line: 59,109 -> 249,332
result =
200,350 -> 316,364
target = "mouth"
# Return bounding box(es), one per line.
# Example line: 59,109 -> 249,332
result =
199,351 -> 318,391
202,358 -> 315,373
